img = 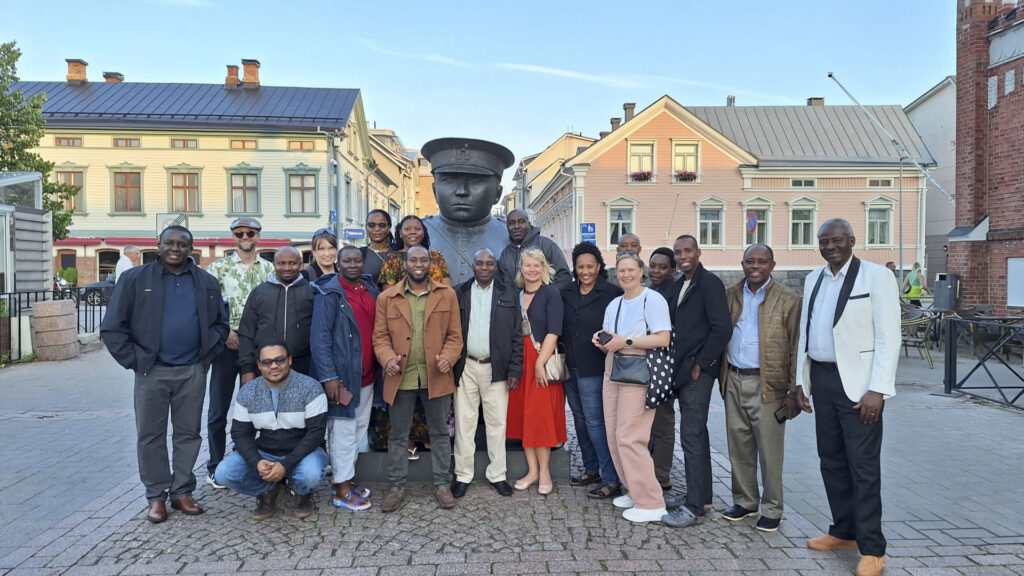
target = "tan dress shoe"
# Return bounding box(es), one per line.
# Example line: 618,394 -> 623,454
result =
170,494 -> 204,515
381,490 -> 405,513
146,500 -> 167,523
435,487 -> 456,509
807,534 -> 858,551
855,555 -> 885,576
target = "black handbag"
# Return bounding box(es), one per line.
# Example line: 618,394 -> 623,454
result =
609,296 -> 652,386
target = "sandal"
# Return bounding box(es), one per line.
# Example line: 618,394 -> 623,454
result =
350,484 -> 371,499
569,472 -> 601,487
333,490 -> 371,511
407,446 -> 419,460
586,482 -> 623,500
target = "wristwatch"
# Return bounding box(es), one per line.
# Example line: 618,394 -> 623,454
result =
625,338 -> 634,347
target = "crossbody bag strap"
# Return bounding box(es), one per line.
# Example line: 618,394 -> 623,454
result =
520,289 -> 541,352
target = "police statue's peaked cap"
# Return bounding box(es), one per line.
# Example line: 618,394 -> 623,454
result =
421,137 -> 515,177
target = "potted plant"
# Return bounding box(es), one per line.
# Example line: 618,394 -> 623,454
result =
630,170 -> 653,182
675,170 -> 698,182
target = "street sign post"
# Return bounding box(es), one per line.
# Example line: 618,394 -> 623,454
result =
580,222 -> 597,245
746,211 -> 758,235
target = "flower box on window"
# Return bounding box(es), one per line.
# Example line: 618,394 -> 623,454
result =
630,171 -> 653,182
675,171 -> 698,182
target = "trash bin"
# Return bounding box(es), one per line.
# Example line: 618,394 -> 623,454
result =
933,273 -> 959,310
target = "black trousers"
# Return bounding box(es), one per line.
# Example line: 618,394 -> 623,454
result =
206,347 -> 238,474
677,370 -> 715,511
811,361 -> 886,557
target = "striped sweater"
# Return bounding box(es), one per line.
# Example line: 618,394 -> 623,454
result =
229,371 -> 328,471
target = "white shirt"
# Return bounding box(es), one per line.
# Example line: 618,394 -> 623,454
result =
466,280 -> 493,359
603,288 -> 672,339
114,255 -> 134,281
807,257 -> 852,363
676,278 -> 692,307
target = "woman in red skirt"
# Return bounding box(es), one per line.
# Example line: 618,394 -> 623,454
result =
506,248 -> 567,495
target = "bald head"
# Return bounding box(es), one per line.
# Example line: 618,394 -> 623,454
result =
473,248 -> 497,286
273,246 -> 302,284
617,233 -> 641,255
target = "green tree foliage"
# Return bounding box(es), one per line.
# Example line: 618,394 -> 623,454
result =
0,41 -> 76,240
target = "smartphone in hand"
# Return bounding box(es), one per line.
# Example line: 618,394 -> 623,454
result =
336,386 -> 354,407
774,404 -> 788,423
597,331 -> 613,346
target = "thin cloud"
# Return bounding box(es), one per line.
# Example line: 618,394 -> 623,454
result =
492,63 -> 641,89
641,74 -> 798,104
356,38 -> 472,68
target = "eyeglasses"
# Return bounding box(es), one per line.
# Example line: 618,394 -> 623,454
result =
365,222 -> 389,229
234,230 -> 257,239
313,227 -> 337,239
259,355 -> 289,368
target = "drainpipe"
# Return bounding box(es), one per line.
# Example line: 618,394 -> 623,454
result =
316,126 -> 343,238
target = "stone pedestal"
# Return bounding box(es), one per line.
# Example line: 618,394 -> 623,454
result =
32,300 -> 80,361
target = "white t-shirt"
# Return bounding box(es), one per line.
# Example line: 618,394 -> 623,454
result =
603,288 -> 672,339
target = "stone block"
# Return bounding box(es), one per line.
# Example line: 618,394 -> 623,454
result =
36,341 -> 80,362
34,328 -> 78,347
32,300 -> 76,318
33,314 -> 77,332
354,447 -> 570,483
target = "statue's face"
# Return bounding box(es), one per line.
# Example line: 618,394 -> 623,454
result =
433,172 -> 501,223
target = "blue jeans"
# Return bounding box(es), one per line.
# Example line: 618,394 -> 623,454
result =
566,369 -> 618,484
214,448 -> 327,496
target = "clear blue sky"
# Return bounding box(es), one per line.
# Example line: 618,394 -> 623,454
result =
4,0 -> 955,183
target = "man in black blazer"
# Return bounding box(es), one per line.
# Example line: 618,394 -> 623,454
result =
661,235 -> 732,528
451,248 -> 524,498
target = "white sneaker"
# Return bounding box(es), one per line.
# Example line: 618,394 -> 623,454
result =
623,507 -> 668,523
206,474 -> 226,490
612,493 -> 634,508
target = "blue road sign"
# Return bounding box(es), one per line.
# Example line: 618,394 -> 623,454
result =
580,222 -> 596,235
343,228 -> 365,240
746,211 -> 758,234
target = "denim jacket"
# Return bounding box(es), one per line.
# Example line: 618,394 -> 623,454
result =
310,273 -> 380,418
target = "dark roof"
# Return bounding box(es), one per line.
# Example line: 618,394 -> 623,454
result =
10,81 -> 360,132
687,105 -> 935,167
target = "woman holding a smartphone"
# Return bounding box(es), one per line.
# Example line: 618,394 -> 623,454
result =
592,251 -> 672,523
560,242 -> 623,499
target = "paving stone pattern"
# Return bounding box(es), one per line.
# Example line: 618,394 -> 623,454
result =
0,351 -> 1023,575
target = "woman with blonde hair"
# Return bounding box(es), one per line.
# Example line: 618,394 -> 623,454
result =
901,262 -> 930,307
506,248 -> 567,495
593,251 -> 671,523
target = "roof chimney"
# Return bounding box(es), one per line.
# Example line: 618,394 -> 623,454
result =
726,95 -> 736,107
225,64 -> 239,90
241,59 -> 260,89
102,71 -> 124,83
623,102 -> 636,121
807,97 -> 825,107
65,59 -> 88,84
599,131 -> 610,139
610,117 -> 621,130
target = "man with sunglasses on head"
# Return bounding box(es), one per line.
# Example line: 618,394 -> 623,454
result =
213,340 -> 328,520
205,217 -> 275,489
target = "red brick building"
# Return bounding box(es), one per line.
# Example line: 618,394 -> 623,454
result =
951,0 -> 1024,312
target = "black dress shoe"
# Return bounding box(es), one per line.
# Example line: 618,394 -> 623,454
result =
450,481 -> 469,499
722,504 -> 757,522
146,500 -> 167,523
490,480 -> 513,497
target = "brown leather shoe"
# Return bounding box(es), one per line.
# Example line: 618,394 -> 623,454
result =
435,487 -> 456,509
855,555 -> 886,576
380,489 -> 405,513
293,493 -> 314,519
146,500 -> 167,523
170,494 -> 204,515
253,485 -> 283,520
807,534 -> 858,551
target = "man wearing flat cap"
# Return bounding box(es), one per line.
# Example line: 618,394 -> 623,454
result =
421,138 -> 516,286
205,217 -> 275,489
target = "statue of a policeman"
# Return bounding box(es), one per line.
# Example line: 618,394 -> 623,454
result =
420,138 -> 515,286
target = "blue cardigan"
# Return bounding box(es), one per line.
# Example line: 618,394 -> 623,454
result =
310,273 -> 380,418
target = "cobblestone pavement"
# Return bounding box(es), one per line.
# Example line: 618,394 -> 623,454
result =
1,351 -> 1023,575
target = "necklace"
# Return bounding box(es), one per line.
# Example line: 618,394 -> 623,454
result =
524,287 -> 539,295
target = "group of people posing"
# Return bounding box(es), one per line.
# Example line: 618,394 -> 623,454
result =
101,206 -> 899,576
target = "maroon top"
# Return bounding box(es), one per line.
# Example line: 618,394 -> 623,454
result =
340,277 -> 376,387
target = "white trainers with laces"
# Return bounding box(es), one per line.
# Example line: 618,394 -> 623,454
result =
206,474 -> 226,490
623,507 -> 668,523
612,493 -> 634,508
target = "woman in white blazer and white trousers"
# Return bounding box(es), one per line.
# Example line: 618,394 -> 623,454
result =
793,218 -> 900,576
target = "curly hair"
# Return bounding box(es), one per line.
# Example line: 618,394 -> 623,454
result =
391,215 -> 431,251
571,241 -> 609,280
650,246 -> 676,269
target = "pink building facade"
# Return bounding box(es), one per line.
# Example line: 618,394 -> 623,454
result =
529,96 -> 932,276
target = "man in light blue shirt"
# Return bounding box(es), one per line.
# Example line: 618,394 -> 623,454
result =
719,244 -> 802,533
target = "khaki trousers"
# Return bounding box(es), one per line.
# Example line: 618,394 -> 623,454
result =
453,359 -> 509,483
604,381 -> 664,511
724,370 -> 786,519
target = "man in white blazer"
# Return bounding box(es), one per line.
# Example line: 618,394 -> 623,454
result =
794,218 -> 900,576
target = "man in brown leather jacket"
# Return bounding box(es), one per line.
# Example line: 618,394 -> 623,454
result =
718,243 -> 801,532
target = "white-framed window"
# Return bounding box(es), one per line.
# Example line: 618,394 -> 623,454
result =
672,140 -> 700,183
170,138 -> 197,149
791,179 -> 815,187
113,137 -> 140,148
868,178 -> 892,187
740,196 -> 774,246
695,195 -> 727,247
863,195 -> 896,246
786,195 -> 820,248
627,140 -> 655,182
604,195 -> 638,247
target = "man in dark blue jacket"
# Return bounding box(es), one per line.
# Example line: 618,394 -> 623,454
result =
661,234 -> 731,528
100,226 -> 229,523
